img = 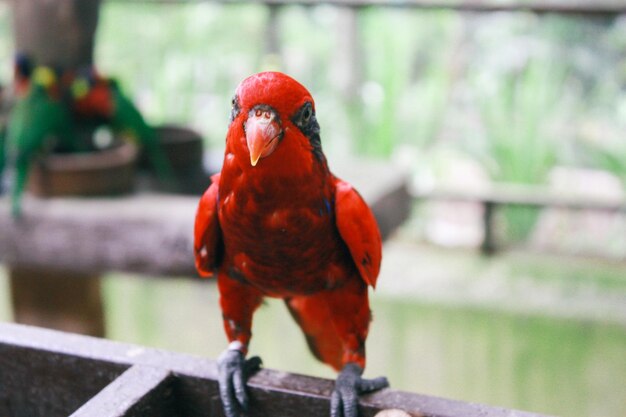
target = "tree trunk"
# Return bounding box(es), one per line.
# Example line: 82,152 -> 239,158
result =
8,0 -> 106,337
11,0 -> 101,69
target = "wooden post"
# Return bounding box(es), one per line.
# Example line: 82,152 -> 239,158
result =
11,0 -> 101,69
9,267 -> 105,337
8,0 -> 105,337
480,201 -> 496,255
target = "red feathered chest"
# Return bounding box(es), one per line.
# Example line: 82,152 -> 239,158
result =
216,152 -> 357,297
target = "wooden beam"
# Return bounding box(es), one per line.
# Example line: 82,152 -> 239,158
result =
0,322 -> 552,417
413,184 -> 626,212
70,365 -> 175,417
0,159 -> 410,276
106,0 -> 626,16
0,194 -> 198,276
0,327 -> 127,417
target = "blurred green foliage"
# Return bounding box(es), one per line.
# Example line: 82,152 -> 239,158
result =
474,59 -> 566,241
1,2 -> 625,242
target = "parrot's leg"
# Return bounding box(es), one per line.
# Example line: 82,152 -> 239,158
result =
217,271 -> 264,417
287,278 -> 388,417
285,295 -> 344,369
326,279 -> 389,417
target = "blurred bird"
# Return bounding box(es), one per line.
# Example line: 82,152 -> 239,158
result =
70,68 -> 172,181
194,71 -> 388,417
106,80 -> 172,180
5,67 -> 75,216
3,61 -> 172,216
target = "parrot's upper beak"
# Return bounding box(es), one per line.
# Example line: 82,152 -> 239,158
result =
245,107 -> 282,166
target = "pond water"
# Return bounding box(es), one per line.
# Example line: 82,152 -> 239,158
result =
1,242 -> 625,417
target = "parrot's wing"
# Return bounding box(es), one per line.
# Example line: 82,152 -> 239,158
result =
334,179 -> 382,288
194,173 -> 223,278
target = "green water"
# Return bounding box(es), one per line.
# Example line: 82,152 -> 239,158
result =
369,302 -> 626,417
1,245 -> 625,417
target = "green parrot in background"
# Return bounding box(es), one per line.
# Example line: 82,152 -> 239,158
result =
107,80 -> 173,180
2,64 -> 173,217
5,72 -> 77,216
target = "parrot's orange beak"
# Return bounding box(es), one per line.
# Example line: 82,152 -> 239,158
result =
245,107 -> 282,166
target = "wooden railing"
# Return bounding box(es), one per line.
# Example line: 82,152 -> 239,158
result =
0,322 -> 551,417
108,0 -> 626,16
413,184 -> 626,255
0,159 -> 409,276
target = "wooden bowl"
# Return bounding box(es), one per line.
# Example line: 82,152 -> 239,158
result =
28,141 -> 138,197
141,124 -> 204,172
140,124 -> 209,194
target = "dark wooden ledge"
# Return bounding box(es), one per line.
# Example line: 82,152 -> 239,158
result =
0,158 -> 410,276
0,322 -> 551,417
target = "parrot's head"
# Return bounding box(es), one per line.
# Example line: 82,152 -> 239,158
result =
228,71 -> 324,171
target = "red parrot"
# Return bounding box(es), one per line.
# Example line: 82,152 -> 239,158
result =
194,71 -> 388,417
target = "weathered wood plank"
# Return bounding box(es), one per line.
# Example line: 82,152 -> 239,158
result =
0,194 -> 197,276
107,0 -> 626,16
0,332 -> 127,417
0,160 -> 409,276
70,365 -> 176,417
413,184 -> 626,212
0,323 -> 552,417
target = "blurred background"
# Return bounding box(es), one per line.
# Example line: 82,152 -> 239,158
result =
0,1 -> 626,417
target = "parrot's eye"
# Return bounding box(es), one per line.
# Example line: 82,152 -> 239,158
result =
230,95 -> 241,123
293,102 -> 314,128
291,101 -> 323,161
302,106 -> 312,124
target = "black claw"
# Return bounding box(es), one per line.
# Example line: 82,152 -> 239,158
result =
359,376 -> 389,393
244,355 -> 263,376
330,363 -> 389,417
217,349 -> 263,417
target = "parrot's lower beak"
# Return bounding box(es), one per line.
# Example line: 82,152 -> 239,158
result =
245,107 -> 282,166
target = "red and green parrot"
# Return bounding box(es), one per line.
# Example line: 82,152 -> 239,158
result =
2,59 -> 172,217
194,72 -> 388,417
5,68 -> 76,216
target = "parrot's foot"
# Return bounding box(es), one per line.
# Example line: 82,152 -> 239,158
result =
217,344 -> 262,417
331,363 -> 389,417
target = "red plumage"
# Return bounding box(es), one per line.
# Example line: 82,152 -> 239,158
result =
72,79 -> 114,119
194,71 -> 381,371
